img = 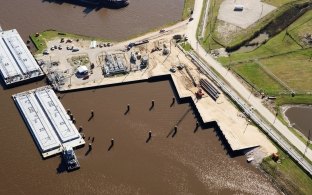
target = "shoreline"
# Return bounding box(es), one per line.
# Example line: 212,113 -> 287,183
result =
281,104 -> 312,138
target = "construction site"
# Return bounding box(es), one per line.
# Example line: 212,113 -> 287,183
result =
34,32 -> 277,161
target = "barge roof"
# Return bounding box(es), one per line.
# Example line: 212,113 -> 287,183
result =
0,29 -> 43,86
13,86 -> 85,158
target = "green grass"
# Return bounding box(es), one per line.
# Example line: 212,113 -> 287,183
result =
182,0 -> 195,20
232,62 -> 286,95
263,0 -> 302,7
259,49 -> 312,92
30,30 -> 110,54
218,30 -> 303,64
217,10 -> 312,96
198,0 -> 223,51
276,94 -> 312,105
181,42 -> 192,51
261,148 -> 312,195
288,9 -> 312,48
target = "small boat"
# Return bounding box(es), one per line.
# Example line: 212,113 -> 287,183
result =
62,146 -> 80,171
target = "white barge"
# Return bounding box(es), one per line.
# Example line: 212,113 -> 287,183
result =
13,86 -> 85,158
0,29 -> 44,86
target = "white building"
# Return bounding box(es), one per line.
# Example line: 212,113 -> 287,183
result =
0,29 -> 43,86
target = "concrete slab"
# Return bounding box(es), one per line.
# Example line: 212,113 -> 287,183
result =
218,0 -> 276,29
34,35 -> 276,155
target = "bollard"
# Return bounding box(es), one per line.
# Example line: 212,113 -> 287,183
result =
70,114 -> 73,120
91,110 -> 94,117
127,104 -> 130,110
67,109 -> 71,114
152,100 -> 155,106
89,143 -> 92,150
73,118 -> 76,124
172,125 -> 178,137
79,126 -> 83,132
196,121 -> 199,128
111,138 -> 114,146
172,97 -> 175,104
92,137 -> 95,143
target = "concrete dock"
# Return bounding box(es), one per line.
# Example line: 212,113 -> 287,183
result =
13,86 -> 85,158
0,29 -> 44,86
35,35 -> 276,155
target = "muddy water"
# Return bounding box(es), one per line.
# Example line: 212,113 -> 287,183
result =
0,0 -> 183,41
285,106 -> 312,139
0,80 -> 279,194
235,33 -> 269,53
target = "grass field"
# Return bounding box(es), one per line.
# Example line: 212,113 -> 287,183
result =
263,0 -> 302,7
232,62 -> 286,95
30,30 -> 109,54
261,148 -> 312,195
182,0 -> 195,20
218,10 -> 312,95
259,49 -> 312,93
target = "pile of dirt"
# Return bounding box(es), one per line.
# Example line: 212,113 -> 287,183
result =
301,33 -> 312,46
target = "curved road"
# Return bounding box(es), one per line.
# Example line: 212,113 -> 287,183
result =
186,0 -> 312,174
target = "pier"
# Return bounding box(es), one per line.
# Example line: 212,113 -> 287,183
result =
0,29 -> 44,86
13,86 -> 85,158
35,35 -> 275,153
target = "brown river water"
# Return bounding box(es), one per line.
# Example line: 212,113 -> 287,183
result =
0,79 -> 279,194
0,0 -> 184,41
0,0 -> 279,194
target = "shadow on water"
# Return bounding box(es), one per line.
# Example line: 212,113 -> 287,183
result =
209,122 -> 240,158
60,75 -> 245,160
42,0 -> 128,13
56,156 -> 67,174
85,147 -> 92,156
146,136 -> 151,143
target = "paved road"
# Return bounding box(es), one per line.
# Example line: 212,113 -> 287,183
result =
186,0 -> 312,173
200,0 -> 211,38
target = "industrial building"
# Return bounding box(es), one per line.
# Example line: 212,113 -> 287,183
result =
13,87 -> 85,158
0,29 -> 43,86
103,53 -> 127,76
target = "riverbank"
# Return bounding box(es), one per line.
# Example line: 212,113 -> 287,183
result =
261,146 -> 312,195
182,0 -> 195,20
